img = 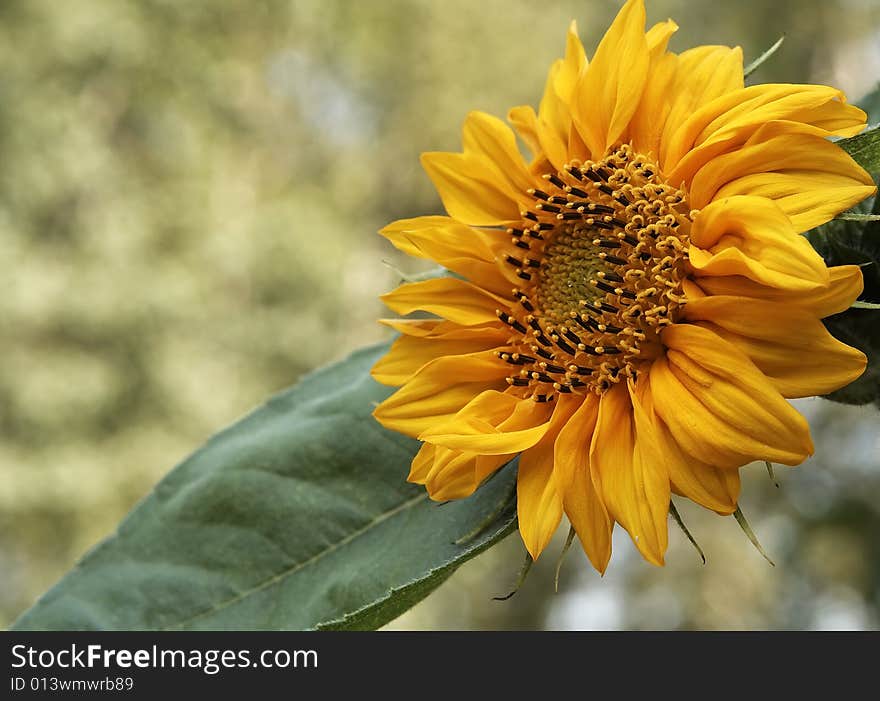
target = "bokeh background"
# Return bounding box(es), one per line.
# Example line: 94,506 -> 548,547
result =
2,0 -> 879,630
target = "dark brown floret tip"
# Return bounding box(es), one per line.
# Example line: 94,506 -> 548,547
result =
497,144 -> 691,401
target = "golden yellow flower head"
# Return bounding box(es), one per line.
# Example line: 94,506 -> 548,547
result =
372,0 -> 876,571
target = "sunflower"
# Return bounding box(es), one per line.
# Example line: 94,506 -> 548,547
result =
371,0 -> 875,571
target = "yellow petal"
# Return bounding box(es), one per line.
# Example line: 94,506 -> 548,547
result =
663,83 -> 868,175
688,126 -> 875,231
652,324 -> 814,467
702,86 -> 868,143
516,396 -> 580,559
552,394 -> 612,573
379,216 -> 450,258
571,0 -> 649,159
555,20 -> 588,103
379,317 -> 445,337
567,121 -> 590,164
409,443 -> 511,501
562,461 -> 613,574
380,277 -> 509,326
657,46 -> 744,166
421,391 -> 554,455
645,19 -> 678,56
379,317 -> 497,339
681,278 -> 707,302
689,195 -> 829,291
535,61 -> 572,171
589,381 -> 669,566
788,98 -> 869,137
683,296 -> 867,397
508,105 -> 542,159
409,444 -> 472,500
665,441 -> 740,515
373,352 -> 509,438
517,448 -> 562,561
630,50 -> 676,159
371,328 -> 509,386
714,170 -> 876,234
408,442 -> 436,483
379,216 -> 510,295
638,378 -> 740,514
462,111 -> 537,196
697,264 -> 864,319
554,394 -> 600,494
421,151 -> 522,226
669,121 -> 862,190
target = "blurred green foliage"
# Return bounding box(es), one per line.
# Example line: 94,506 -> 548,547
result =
2,0 -> 879,629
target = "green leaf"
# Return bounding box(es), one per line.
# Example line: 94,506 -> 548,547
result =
808,199 -> 880,301
11,342 -> 518,631
820,308 -> 880,407
807,194 -> 880,407
839,125 -> 880,175
806,81 -> 880,406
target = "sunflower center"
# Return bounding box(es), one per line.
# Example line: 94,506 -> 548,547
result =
496,144 -> 692,400
535,229 -> 615,324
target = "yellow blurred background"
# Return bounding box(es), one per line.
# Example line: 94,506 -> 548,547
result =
2,0 -> 879,630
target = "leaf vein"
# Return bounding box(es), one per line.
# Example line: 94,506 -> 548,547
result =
162,491 -> 428,630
